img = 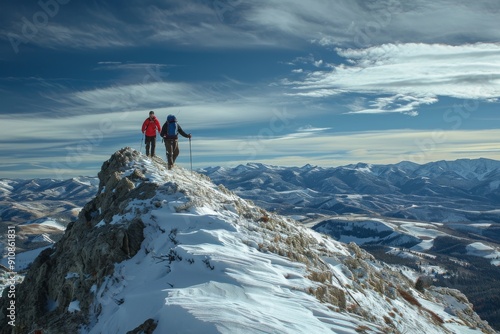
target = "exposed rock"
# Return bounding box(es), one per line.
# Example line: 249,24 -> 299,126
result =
126,318 -> 158,334
0,148 -> 150,334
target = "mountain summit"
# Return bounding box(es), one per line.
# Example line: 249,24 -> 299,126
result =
1,147 -> 495,333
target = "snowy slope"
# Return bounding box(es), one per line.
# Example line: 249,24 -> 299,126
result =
71,148 -> 492,333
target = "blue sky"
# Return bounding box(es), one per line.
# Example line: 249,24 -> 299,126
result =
1,0 -> 500,179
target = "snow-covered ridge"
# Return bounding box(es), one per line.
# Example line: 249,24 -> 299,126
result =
4,147 -> 495,333
83,149 -> 494,333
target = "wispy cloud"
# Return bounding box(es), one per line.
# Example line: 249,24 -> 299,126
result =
2,114 -> 500,178
350,94 -> 439,116
0,0 -> 277,53
3,0 -> 500,53
245,0 -> 500,47
284,43 -> 500,114
192,128 -> 500,168
47,78 -> 288,123
297,125 -> 330,132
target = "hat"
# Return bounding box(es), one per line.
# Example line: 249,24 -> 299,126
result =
149,111 -> 154,115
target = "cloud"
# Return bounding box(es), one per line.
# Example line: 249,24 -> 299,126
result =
2,116 -> 500,178
297,125 -> 330,132
284,42 -> 500,114
242,0 -> 364,46
349,94 -> 439,116
192,128 -> 500,169
2,0 -> 500,54
65,81 -> 194,111
269,125 -> 331,140
43,78 -> 290,125
242,0 -> 500,48
383,1 -> 500,45
0,78 -> 298,148
0,0 -> 279,53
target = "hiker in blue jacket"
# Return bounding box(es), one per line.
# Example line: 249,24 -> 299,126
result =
160,115 -> 191,170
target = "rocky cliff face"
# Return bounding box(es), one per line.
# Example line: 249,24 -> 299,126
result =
0,149 -> 149,333
0,147 -> 496,334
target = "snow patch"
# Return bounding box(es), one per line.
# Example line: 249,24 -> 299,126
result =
68,300 -> 81,313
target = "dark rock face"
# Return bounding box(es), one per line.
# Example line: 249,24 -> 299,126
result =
0,148 -> 152,334
126,318 -> 158,334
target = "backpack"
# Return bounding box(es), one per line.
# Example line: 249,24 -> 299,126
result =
164,115 -> 178,138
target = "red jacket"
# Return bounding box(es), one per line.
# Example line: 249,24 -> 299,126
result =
142,116 -> 161,136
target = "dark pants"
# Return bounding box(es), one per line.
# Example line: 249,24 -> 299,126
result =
164,139 -> 179,168
145,136 -> 156,156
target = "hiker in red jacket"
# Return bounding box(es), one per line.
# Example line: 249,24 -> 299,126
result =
141,111 -> 161,157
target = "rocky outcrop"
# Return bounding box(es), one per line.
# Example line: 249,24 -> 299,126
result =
126,318 -> 158,334
0,148 -> 152,334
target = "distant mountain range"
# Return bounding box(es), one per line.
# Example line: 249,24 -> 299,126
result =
0,177 -> 98,252
0,177 -> 98,222
200,158 -> 500,223
2,158 -> 499,253
200,158 -> 500,266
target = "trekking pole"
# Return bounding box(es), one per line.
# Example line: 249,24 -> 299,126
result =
189,137 -> 193,174
139,134 -> 143,153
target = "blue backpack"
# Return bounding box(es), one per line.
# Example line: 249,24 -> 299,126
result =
164,115 -> 178,138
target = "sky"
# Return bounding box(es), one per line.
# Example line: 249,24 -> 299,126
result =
1,0 -> 500,179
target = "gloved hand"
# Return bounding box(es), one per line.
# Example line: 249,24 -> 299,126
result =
188,134 -> 192,139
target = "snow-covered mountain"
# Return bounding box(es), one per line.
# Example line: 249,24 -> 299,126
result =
0,177 -> 99,253
0,177 -> 98,204
0,177 -> 98,224
199,159 -> 500,256
0,148 -> 495,333
200,159 -> 500,223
